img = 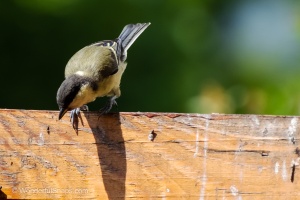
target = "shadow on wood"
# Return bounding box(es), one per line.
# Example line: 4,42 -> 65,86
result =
0,186 -> 7,200
84,113 -> 126,199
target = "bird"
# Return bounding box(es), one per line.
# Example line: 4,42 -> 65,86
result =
56,23 -> 151,129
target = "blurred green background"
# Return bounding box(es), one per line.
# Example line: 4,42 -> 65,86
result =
1,0 -> 300,115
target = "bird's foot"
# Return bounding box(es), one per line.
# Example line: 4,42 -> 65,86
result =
99,97 -> 118,115
70,105 -> 89,131
80,105 -> 89,111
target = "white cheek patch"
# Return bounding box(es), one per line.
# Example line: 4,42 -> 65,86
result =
75,71 -> 85,76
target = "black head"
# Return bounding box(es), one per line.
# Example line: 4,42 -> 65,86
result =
57,74 -> 99,119
56,75 -> 83,119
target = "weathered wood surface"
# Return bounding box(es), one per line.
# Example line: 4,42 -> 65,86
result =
0,109 -> 300,199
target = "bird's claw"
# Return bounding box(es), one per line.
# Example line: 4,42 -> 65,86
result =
70,105 -> 88,131
99,98 -> 118,115
80,105 -> 89,111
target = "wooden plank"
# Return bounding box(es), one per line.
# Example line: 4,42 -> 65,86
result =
0,109 -> 299,199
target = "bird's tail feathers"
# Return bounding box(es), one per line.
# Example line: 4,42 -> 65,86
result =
117,22 -> 150,61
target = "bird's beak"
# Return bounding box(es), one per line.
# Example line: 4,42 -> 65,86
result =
59,108 -> 68,120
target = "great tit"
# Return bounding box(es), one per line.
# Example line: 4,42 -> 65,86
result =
56,23 -> 151,128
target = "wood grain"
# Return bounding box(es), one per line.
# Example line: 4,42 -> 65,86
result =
0,109 -> 300,199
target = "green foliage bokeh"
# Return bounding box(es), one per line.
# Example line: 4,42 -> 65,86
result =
1,0 -> 300,115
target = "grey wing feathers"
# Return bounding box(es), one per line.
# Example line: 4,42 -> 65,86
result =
117,22 -> 151,62
65,23 -> 150,81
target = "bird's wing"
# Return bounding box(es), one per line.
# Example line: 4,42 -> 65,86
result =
65,42 -> 119,80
